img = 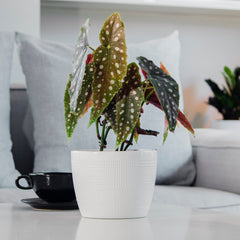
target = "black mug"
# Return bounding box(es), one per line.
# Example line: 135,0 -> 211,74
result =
15,172 -> 76,203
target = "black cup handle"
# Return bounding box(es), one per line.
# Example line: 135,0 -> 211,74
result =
15,175 -> 32,190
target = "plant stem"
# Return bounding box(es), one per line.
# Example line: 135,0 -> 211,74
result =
96,119 -> 100,140
124,127 -> 136,151
120,141 -> 125,151
104,126 -> 111,142
142,89 -> 155,106
88,45 -> 95,52
100,121 -> 106,151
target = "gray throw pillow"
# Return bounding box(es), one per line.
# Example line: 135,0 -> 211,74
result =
0,32 -> 20,187
16,32 -> 195,185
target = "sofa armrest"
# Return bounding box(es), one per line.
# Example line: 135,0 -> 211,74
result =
190,128 -> 240,195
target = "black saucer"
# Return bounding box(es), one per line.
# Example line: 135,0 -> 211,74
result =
21,198 -> 79,210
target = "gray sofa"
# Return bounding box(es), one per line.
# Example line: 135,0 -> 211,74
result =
9,85 -> 240,214
10,85 -> 34,174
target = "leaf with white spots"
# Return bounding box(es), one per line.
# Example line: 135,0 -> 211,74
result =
69,18 -> 90,112
103,96 -> 117,131
89,12 -> 127,126
65,75 -> 78,138
74,62 -> 94,118
115,63 -> 143,147
64,62 -> 94,138
137,56 -> 179,131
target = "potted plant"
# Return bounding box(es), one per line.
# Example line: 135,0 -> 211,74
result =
64,12 -> 194,219
205,66 -> 240,129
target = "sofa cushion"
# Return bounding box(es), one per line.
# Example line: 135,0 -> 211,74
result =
127,31 -> 195,185
16,32 -> 98,173
0,32 -> 20,187
191,128 -> 240,195
153,185 -> 240,214
10,83 -> 34,174
16,30 -> 195,185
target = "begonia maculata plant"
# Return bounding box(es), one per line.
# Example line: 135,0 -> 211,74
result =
64,12 -> 194,151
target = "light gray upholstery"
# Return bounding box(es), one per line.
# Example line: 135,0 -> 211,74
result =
152,186 -> 240,214
153,186 -> 240,210
191,129 -> 240,195
0,32 -> 20,187
10,86 -> 34,174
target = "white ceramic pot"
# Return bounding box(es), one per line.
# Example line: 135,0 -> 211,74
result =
71,150 -> 157,219
211,120 -> 240,130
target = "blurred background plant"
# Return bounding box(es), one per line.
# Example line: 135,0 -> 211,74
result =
205,66 -> 240,120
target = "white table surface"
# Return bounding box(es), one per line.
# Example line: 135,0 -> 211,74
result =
1,200 -> 240,240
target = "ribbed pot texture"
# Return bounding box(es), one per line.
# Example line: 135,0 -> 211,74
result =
71,150 -> 157,219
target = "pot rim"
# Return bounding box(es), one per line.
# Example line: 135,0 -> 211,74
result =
71,149 -> 157,154
29,172 -> 72,176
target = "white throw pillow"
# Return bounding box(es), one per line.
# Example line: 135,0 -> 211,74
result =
0,32 -> 20,187
128,31 -> 183,110
16,31 -> 195,185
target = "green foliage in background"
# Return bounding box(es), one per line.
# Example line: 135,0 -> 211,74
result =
206,66 -> 240,120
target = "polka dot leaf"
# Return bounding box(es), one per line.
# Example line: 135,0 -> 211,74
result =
69,19 -> 90,112
137,56 -> 179,132
89,12 -> 127,126
115,63 -> 143,148
64,61 -> 94,138
64,75 -> 78,138
103,95 -> 117,131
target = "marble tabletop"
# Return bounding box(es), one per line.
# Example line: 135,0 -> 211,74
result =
1,201 -> 240,240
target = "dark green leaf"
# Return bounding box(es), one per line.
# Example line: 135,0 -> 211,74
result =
64,75 -> 78,138
222,73 -> 232,94
115,63 -> 143,147
205,79 -> 224,98
65,62 -> 94,138
103,96 -> 117,131
137,56 -> 179,131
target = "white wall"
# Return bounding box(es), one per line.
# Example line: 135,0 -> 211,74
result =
1,1 -> 239,126
41,6 -> 240,127
0,0 -> 40,85
0,0 -> 40,35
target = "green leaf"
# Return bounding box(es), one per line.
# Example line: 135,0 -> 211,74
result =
205,79 -> 224,98
224,66 -> 233,78
222,73 -> 232,94
163,126 -> 169,144
103,96 -> 117,131
69,19 -> 90,112
74,62 -> 94,118
234,67 -> 240,90
89,12 -> 127,126
65,62 -> 94,138
65,75 -> 78,138
134,118 -> 140,143
115,63 -> 143,147
137,56 -> 179,132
